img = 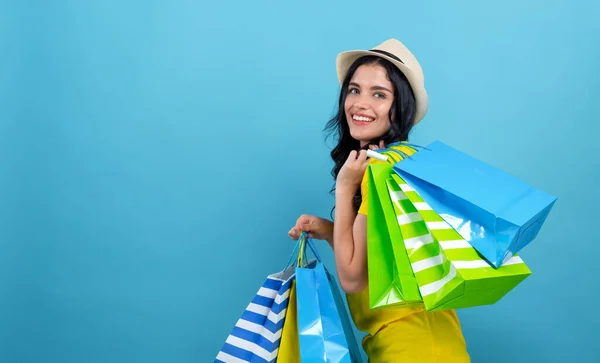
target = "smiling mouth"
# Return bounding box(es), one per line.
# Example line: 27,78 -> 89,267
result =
352,114 -> 375,124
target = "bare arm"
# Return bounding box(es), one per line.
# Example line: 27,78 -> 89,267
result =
330,149 -> 371,294
333,189 -> 368,294
289,148 -> 375,294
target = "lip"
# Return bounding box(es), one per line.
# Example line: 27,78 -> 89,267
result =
351,113 -> 376,126
352,120 -> 374,126
353,112 -> 375,120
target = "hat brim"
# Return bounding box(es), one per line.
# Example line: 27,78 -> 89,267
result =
336,50 -> 428,125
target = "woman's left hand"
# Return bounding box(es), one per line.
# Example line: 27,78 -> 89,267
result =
336,150 -> 369,195
336,141 -> 385,195
369,140 -> 385,151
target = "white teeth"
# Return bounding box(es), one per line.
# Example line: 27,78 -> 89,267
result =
353,115 -> 374,122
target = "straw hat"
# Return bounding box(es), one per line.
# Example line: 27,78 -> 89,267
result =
336,38 -> 428,124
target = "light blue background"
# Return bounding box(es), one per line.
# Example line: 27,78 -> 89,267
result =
1,1 -> 598,362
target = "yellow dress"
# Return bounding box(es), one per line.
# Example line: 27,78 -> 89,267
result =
347,144 -> 471,362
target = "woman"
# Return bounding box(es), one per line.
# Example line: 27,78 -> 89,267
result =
288,39 -> 471,362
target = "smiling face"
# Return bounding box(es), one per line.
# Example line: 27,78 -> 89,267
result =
344,63 -> 395,147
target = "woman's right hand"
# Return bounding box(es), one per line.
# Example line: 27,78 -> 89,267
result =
288,214 -> 334,242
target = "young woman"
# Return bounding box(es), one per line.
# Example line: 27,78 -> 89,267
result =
288,39 -> 471,362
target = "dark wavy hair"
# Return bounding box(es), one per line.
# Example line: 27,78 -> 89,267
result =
325,55 -> 417,215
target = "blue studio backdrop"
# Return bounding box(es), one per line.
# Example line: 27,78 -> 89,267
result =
1,1 -> 598,362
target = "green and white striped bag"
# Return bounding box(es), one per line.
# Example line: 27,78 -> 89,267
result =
387,173 -> 532,311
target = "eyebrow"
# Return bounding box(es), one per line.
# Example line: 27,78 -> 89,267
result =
349,82 -> 393,93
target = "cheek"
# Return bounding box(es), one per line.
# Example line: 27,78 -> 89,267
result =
344,98 -> 352,114
376,103 -> 393,122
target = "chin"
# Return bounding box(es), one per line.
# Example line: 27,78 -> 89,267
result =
350,130 -> 379,144
352,137 -> 374,147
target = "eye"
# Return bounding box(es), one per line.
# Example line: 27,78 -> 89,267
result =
374,92 -> 386,99
348,87 -> 359,94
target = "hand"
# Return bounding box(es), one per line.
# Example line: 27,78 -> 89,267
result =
288,214 -> 334,242
369,140 -> 386,151
336,149 -> 371,195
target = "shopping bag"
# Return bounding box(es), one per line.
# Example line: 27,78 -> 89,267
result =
275,280 -> 300,363
295,234 -> 363,363
387,173 -> 532,311
393,140 -> 557,267
366,163 -> 422,309
215,264 -> 295,363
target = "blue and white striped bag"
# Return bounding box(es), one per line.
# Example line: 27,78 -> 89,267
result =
215,264 -> 295,363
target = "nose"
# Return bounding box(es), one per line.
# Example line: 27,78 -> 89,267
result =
352,93 -> 370,110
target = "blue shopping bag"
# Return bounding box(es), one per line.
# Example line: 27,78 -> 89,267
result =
393,140 -> 557,267
295,234 -> 362,363
215,262 -> 295,363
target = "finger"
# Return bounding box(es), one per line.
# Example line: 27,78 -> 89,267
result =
288,229 -> 298,239
292,229 -> 302,239
296,215 -> 306,225
346,150 -> 358,162
300,222 -> 314,232
357,149 -> 368,162
370,141 -> 383,150
296,214 -> 311,228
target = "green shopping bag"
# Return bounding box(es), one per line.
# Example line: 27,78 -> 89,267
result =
367,163 -> 422,309
387,174 -> 532,311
